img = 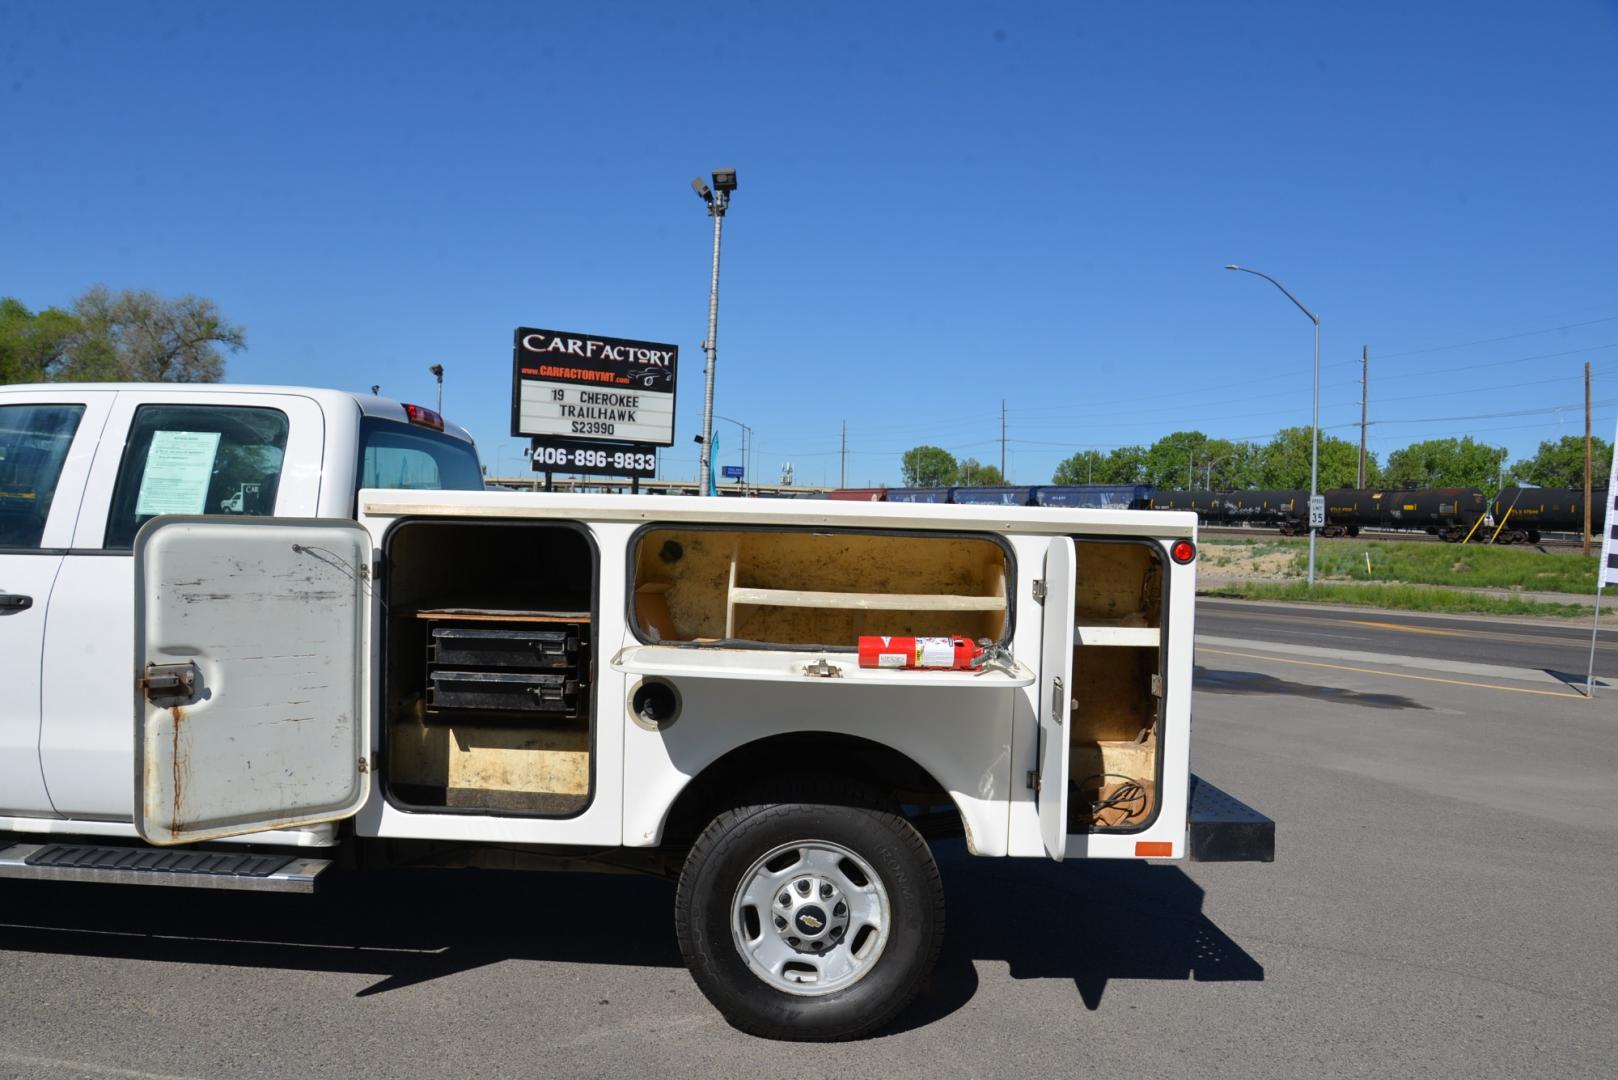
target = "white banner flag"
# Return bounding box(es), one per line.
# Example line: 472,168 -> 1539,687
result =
1602,416 -> 1618,589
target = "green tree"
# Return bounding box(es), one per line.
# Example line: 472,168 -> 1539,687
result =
1383,436 -> 1504,489
901,445 -> 958,486
1259,427 -> 1367,488
1143,430 -> 1211,489
0,298 -> 84,383
1507,434 -> 1613,492
1097,444 -> 1149,483
63,286 -> 244,382
1052,449 -> 1105,485
956,457 -> 1005,486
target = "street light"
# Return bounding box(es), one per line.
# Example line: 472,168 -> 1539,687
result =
428,364 -> 444,413
1225,264 -> 1322,586
692,168 -> 737,496
713,414 -> 753,491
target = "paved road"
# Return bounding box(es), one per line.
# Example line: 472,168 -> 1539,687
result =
1,603 -> 1614,1078
1199,597 -> 1618,681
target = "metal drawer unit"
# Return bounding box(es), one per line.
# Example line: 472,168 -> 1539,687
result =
421,615 -> 589,719
429,626 -> 579,670
426,669 -> 581,715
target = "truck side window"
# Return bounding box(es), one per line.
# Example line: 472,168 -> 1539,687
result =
0,403 -> 86,549
357,418 -> 484,492
103,404 -> 290,549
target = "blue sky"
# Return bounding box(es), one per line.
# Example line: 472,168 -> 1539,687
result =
4,0 -> 1616,485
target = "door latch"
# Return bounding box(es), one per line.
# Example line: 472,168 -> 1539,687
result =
803,658 -> 844,678
1032,579 -> 1047,603
1050,675 -> 1065,723
141,661 -> 198,703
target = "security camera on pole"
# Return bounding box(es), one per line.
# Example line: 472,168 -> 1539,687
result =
692,168 -> 736,496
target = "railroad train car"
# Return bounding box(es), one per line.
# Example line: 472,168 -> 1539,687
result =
951,485 -> 1036,506
1373,488 -> 1488,541
883,487 -> 951,503
851,484 -> 1585,544
1489,487 -> 1608,543
1034,484 -> 1153,510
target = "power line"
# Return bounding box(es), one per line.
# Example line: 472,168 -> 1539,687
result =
1373,314 -> 1618,361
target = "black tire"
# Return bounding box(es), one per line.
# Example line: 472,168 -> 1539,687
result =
674,778 -> 944,1041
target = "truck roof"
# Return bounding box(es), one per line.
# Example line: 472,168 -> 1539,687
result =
361,487 -> 1199,538
0,382 -> 476,444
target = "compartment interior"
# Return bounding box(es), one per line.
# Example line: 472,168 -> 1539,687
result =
631,527 -> 1010,647
384,520 -> 594,816
1069,541 -> 1163,832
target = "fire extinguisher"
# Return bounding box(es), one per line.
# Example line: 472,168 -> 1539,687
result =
857,635 -> 981,670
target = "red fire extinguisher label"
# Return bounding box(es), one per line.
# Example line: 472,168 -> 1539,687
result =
916,637 -> 954,667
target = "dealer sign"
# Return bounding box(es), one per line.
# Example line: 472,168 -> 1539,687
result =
511,327 -> 677,446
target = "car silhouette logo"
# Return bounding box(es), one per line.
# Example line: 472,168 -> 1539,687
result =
625,367 -> 669,388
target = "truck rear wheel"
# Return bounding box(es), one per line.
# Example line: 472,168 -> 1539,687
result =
674,781 -> 944,1041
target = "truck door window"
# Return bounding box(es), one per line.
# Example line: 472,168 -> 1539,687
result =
0,403 -> 86,549
103,404 -> 290,549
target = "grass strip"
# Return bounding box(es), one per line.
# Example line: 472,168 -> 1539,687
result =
1200,580 -> 1593,617
1294,540 -> 1597,594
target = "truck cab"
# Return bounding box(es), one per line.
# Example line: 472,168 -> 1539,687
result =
0,383 -> 481,834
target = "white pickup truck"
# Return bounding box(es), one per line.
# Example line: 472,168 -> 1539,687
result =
0,381 -> 1271,1041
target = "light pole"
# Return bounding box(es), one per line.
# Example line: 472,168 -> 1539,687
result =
692,168 -> 737,496
1226,264 -> 1321,586
713,414 -> 753,491
429,364 -> 444,413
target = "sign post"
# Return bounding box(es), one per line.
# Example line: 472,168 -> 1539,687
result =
1585,416 -> 1618,696
511,327 -> 677,487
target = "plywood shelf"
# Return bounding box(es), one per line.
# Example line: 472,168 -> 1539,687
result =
412,608 -> 591,624
729,587 -> 1007,612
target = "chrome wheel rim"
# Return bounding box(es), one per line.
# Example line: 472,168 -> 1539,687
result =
730,839 -> 892,997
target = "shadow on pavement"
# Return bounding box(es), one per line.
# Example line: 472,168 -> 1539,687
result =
0,840 -> 1261,1031
1195,665 -> 1429,710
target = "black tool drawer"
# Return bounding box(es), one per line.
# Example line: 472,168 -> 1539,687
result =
427,670 -> 581,715
429,626 -> 580,671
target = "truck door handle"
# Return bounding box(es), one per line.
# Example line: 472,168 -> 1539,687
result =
0,593 -> 33,614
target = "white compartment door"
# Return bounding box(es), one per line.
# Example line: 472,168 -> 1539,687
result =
135,518 -> 373,845
1038,536 -> 1076,860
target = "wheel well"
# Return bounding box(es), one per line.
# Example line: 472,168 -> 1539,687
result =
659,732 -> 962,850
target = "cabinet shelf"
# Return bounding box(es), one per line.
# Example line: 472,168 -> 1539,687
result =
1074,625 -> 1160,647
612,645 -> 1033,687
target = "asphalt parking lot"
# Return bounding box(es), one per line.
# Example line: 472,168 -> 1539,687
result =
1,607 -> 1614,1079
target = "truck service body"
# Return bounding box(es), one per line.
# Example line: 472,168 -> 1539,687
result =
0,382 -> 1271,1040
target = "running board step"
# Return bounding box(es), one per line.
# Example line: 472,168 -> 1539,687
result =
0,842 -> 331,893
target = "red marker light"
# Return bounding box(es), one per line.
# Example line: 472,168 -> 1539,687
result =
404,404 -> 445,431
1170,540 -> 1196,564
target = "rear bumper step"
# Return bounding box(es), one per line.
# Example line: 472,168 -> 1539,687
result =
1187,775 -> 1275,862
0,842 -> 331,893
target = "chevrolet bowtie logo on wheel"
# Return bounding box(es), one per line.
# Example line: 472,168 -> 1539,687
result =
799,913 -> 823,930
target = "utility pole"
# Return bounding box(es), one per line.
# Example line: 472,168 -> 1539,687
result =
1585,361 -> 1593,555
840,420 -> 847,488
1000,400 -> 1007,480
1359,345 -> 1368,489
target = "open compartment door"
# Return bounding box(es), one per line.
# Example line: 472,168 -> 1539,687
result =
135,518 -> 373,845
1038,536 -> 1076,859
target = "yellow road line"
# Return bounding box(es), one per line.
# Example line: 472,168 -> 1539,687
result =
1204,605 -> 1617,650
1340,619 -> 1466,637
1198,647 -> 1589,700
